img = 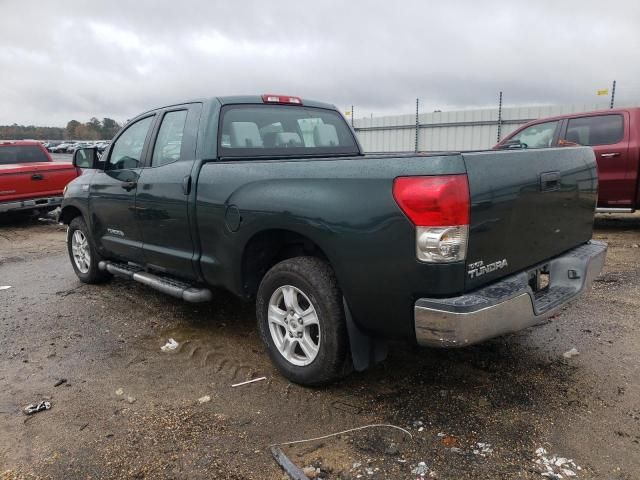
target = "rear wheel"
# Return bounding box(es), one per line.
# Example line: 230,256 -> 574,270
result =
67,216 -> 110,284
257,257 -> 348,386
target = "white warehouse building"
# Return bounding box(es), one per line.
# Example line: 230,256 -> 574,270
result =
352,102 -> 638,152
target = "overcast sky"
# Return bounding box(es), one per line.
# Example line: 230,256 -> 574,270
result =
1,0 -> 639,126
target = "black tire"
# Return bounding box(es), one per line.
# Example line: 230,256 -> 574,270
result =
67,216 -> 110,284
257,256 -> 348,386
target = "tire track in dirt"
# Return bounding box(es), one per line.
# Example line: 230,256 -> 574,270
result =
152,333 -> 366,425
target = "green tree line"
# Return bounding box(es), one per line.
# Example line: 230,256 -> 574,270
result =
0,118 -> 122,141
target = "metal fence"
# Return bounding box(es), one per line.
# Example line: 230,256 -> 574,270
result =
352,101 -> 639,152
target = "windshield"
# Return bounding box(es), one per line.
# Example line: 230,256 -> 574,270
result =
218,105 -> 359,158
0,145 -> 49,165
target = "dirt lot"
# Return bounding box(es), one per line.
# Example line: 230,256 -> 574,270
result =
0,214 -> 639,479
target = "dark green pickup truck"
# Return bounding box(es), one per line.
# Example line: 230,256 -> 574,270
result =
60,94 -> 606,385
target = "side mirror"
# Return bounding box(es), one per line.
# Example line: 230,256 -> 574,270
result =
498,139 -> 527,150
73,147 -> 98,169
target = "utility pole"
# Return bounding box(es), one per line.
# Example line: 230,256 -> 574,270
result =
610,80 -> 616,109
415,98 -> 419,152
350,105 -> 354,127
497,91 -> 503,143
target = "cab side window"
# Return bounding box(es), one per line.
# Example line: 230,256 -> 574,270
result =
151,110 -> 188,167
565,115 -> 623,146
107,116 -> 154,170
511,121 -> 558,149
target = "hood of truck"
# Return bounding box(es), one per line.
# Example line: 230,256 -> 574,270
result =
462,147 -> 598,291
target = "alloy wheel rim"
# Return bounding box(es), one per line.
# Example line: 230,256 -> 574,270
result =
71,230 -> 91,274
267,285 -> 321,366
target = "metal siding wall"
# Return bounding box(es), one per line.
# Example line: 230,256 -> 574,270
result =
354,102 -> 637,152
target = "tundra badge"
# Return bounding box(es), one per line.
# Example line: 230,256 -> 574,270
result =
468,259 -> 508,279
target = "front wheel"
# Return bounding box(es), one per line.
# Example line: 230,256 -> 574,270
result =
256,257 -> 348,386
67,216 -> 110,284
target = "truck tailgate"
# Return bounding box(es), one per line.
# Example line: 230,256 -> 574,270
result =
0,162 -> 78,202
462,147 -> 598,290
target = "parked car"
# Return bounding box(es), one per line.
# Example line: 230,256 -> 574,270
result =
496,107 -> 640,213
96,142 -> 110,152
46,141 -> 64,152
68,142 -> 93,153
60,94 -> 606,385
49,142 -> 74,153
0,140 -> 80,215
64,143 -> 82,153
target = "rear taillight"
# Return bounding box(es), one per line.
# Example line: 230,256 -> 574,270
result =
261,94 -> 303,105
393,175 -> 470,263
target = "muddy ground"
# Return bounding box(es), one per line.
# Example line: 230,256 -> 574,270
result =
0,214 -> 638,479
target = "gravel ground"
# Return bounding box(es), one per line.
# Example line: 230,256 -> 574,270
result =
0,214 -> 638,479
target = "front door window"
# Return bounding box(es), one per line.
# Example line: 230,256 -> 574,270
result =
108,116 -> 154,170
511,121 -> 559,149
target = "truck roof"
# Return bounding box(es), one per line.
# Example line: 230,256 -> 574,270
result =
135,95 -> 338,118
217,95 -> 336,110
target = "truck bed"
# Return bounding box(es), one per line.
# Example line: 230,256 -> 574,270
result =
0,162 -> 78,203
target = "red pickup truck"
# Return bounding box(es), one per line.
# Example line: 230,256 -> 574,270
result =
496,107 -> 640,213
0,141 -> 80,215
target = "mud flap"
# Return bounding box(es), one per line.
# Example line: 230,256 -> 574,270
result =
343,298 -> 388,372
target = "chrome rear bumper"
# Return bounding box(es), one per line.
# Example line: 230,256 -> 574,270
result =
414,240 -> 607,347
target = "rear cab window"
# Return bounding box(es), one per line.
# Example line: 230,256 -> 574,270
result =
218,105 -> 359,158
565,114 -> 624,146
0,145 -> 49,165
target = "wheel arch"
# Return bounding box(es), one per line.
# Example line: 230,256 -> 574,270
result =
245,230 -> 388,377
59,204 -> 84,225
240,228 -> 333,299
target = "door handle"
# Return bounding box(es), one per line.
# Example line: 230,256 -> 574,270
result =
121,181 -> 137,191
601,152 -> 620,158
31,173 -> 43,180
540,171 -> 561,192
182,175 -> 192,195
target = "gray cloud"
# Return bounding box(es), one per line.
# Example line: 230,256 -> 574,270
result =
1,0 -> 639,125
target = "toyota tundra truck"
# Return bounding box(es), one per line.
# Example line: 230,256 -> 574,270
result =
59,94 -> 606,385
